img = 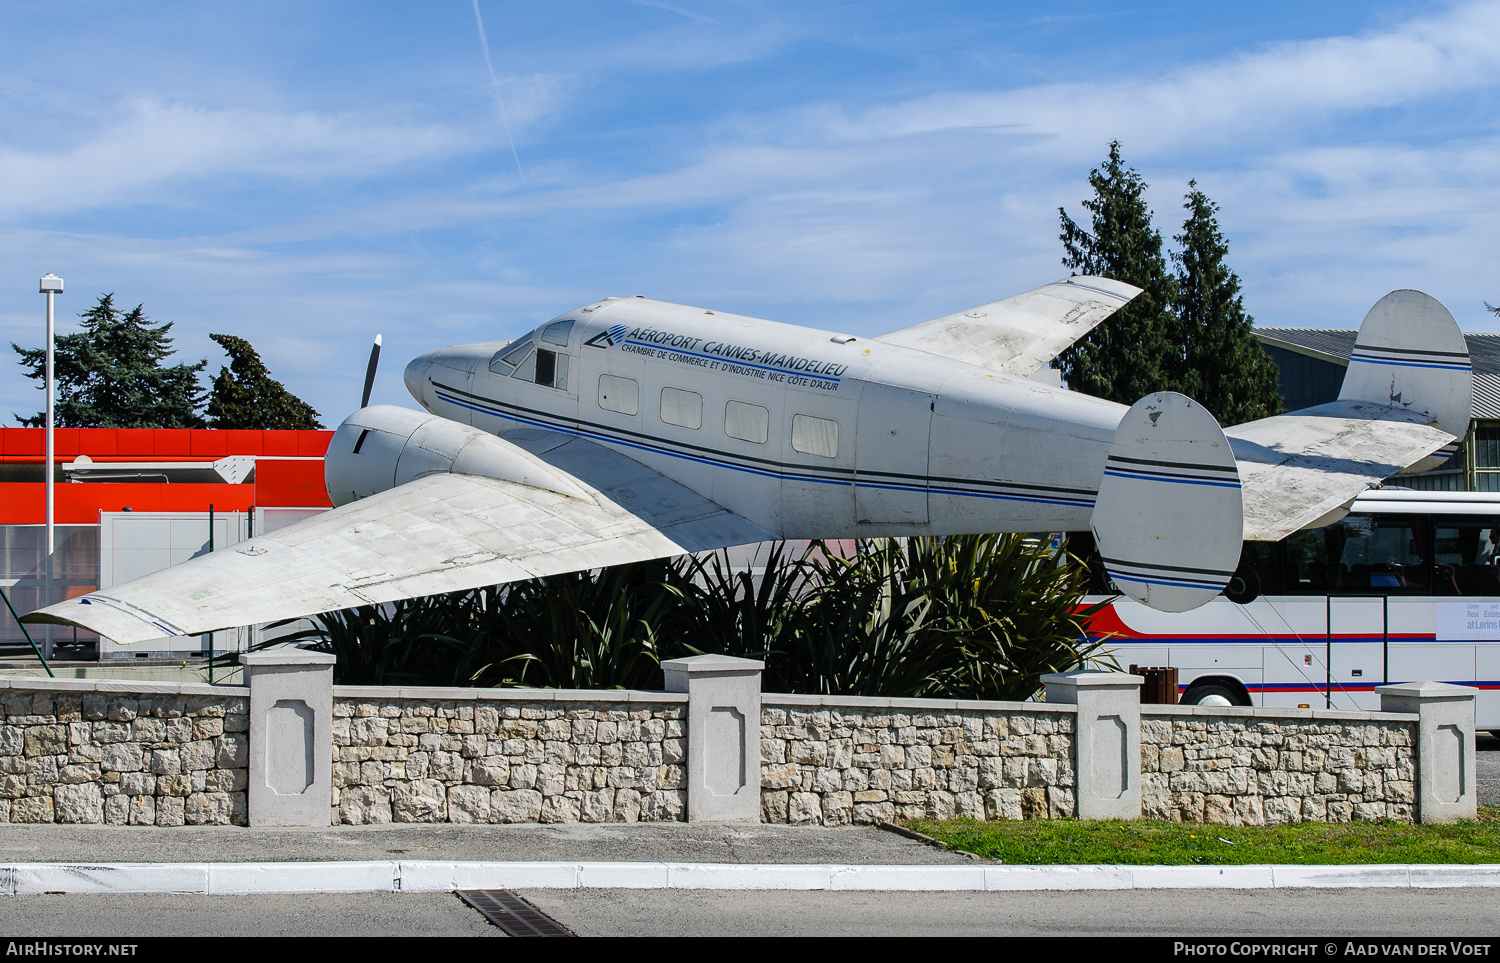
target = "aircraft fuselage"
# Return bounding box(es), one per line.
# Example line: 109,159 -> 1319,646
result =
403,296 -> 1129,540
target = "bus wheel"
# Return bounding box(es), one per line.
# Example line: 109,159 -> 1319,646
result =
1223,565 -> 1260,605
1181,684 -> 1242,707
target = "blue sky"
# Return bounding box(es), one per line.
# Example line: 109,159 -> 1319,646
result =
0,1 -> 1495,424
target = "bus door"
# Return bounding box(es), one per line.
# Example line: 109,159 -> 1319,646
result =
1325,595 -> 1386,710
1257,596 -> 1331,710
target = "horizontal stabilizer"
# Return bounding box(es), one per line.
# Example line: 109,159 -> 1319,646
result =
1092,392 -> 1242,613
1228,289 -> 1471,541
24,436 -> 770,646
875,276 -> 1140,377
1227,401 -> 1454,541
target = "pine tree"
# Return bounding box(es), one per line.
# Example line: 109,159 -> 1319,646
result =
1172,182 -> 1281,426
12,294 -> 206,428
205,334 -> 323,430
1056,141 -> 1179,404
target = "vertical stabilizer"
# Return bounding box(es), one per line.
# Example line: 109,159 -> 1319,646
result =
1092,392 -> 1242,612
1338,289 -> 1472,440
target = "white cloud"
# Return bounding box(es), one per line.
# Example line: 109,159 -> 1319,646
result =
628,0 -> 715,24
787,0 -> 1500,160
0,99 -> 473,218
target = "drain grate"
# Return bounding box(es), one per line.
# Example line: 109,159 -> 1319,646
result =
457,889 -> 577,937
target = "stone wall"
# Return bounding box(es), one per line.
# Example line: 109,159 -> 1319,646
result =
0,679 -> 247,826
760,696 -> 1077,826
331,687 -> 689,825
0,665 -> 1462,829
1141,706 -> 1417,825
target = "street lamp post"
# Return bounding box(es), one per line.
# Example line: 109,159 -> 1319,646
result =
39,274 -> 62,660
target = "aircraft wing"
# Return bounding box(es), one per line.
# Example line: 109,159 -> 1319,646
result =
874,276 -> 1141,377
24,435 -> 770,646
1227,400 -> 1456,541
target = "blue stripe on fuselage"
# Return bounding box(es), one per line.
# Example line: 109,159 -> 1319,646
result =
431,382 -> 1099,510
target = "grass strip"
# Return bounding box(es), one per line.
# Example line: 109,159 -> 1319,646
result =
903,806 -> 1500,865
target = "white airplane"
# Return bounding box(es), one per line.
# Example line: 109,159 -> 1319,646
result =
26,280 -> 1471,646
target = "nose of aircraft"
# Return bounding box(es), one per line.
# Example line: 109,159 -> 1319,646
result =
404,351 -> 437,408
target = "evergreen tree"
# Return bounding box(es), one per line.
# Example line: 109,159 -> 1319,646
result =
205,334 -> 323,430
1056,141 -> 1179,404
12,294 -> 205,428
1172,181 -> 1281,425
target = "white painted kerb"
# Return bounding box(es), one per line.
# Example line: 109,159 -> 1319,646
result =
6,861 -> 1500,894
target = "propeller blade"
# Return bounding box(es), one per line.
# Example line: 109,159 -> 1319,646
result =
361,334 -> 382,409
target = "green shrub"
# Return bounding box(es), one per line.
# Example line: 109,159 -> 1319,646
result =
271,534 -> 1112,700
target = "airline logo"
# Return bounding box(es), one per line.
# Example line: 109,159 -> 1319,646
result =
584,324 -> 629,349
583,324 -> 849,390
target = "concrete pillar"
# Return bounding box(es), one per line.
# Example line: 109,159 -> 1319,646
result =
1042,670 -> 1143,820
662,654 -> 763,822
242,645 -> 335,827
1378,681 -> 1477,824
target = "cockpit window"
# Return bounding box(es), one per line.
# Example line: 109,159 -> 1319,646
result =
511,348 -> 537,382
534,349 -> 568,389
489,339 -> 533,373
488,327 -> 570,389
541,320 -> 574,346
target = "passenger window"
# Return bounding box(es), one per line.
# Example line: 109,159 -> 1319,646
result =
725,401 -> 769,444
791,414 -> 838,457
599,374 -> 639,415
542,320 -> 573,346
660,387 -> 702,430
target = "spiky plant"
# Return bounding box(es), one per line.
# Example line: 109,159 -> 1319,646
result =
267,533 -> 1111,701
268,593 -> 472,686
460,564 -> 685,690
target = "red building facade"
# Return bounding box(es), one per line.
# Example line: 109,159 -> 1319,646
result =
0,428 -> 333,654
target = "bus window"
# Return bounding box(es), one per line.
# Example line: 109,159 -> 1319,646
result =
1334,514 -> 1431,593
1283,526 -> 1342,594
1236,541 -> 1281,598
1434,516 -> 1500,596
1064,531 -> 1113,595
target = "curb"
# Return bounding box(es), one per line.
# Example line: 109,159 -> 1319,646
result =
6,861 -> 1500,894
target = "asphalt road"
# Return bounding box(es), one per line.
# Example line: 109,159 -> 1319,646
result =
0,888 -> 1496,938
1478,732 -> 1500,806
520,887 -> 1500,938
0,892 -> 499,938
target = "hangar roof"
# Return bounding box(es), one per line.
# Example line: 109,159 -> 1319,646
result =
1255,328 -> 1500,421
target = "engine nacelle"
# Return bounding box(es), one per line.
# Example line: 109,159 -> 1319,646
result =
324,405 -> 591,506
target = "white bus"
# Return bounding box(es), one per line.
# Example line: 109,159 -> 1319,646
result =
1071,489 -> 1500,726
